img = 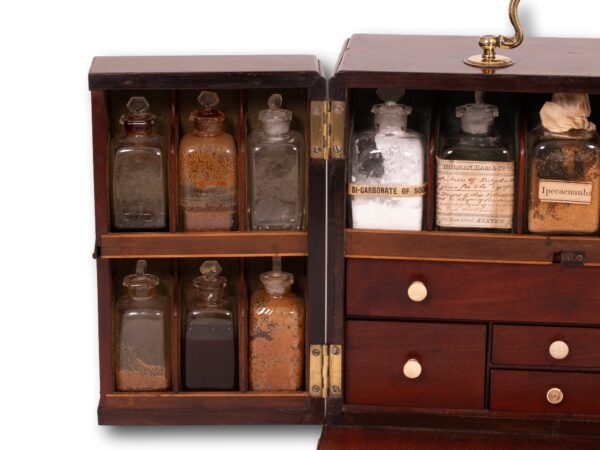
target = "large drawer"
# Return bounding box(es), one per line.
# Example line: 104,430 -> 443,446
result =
493,325 -> 600,368
346,259 -> 600,324
491,370 -> 600,415
345,321 -> 486,410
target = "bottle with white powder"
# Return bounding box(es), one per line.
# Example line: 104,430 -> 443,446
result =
349,89 -> 426,230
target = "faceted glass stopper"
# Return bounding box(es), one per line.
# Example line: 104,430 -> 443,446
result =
456,91 -> 499,134
268,94 -> 283,111
200,260 -> 222,278
376,88 -> 406,105
372,88 -> 412,116
197,91 -> 220,109
259,93 -> 292,125
127,96 -> 150,115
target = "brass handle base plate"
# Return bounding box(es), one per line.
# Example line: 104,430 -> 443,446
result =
464,54 -> 514,68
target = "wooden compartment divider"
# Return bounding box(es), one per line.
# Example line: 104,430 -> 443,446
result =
426,94 -> 440,232
238,258 -> 249,392
516,96 -> 527,235
171,258 -> 181,392
168,90 -> 179,233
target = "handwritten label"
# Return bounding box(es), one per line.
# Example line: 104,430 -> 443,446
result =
436,159 -> 514,229
538,179 -> 592,205
348,183 -> 427,197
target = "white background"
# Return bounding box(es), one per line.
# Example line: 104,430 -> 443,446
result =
1,0 -> 598,448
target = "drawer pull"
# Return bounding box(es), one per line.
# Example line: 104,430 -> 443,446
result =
549,340 -> 569,360
407,281 -> 428,302
546,387 -> 564,405
403,358 -> 422,379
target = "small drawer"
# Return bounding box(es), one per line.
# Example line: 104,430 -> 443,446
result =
346,259 -> 600,324
345,321 -> 486,410
491,370 -> 600,415
493,325 -> 600,368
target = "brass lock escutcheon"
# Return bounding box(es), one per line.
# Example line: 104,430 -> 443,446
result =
464,0 -> 524,68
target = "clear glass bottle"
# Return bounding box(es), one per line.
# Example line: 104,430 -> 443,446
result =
249,257 -> 304,391
179,91 -> 237,231
112,97 -> 168,230
114,260 -> 171,391
184,260 -> 236,390
528,93 -> 600,234
248,94 -> 305,231
349,89 -> 426,231
436,92 -> 514,231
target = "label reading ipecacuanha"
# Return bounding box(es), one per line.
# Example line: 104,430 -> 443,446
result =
348,183 -> 427,197
436,159 -> 514,229
538,179 -> 593,205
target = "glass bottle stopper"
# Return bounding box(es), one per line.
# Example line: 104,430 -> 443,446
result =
200,260 -> 222,278
372,88 -> 412,116
123,259 -> 159,297
194,260 -> 226,296
260,256 -> 293,295
197,91 -> 220,109
120,96 -> 154,124
259,94 -> 292,134
456,91 -> 499,134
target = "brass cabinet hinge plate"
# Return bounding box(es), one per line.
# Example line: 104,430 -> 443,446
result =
309,344 -> 343,399
310,101 -> 346,160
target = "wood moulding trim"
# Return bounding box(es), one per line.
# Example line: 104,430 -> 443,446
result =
345,229 -> 600,265
99,231 -> 308,258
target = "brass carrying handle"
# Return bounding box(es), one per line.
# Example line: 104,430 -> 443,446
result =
465,0 -> 524,68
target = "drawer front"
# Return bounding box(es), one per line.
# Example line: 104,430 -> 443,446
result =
345,321 -> 486,410
346,259 -> 600,324
491,370 -> 600,415
493,325 -> 600,368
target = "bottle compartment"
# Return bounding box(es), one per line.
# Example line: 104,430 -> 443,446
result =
344,89 -> 600,263
109,257 -> 309,395
104,88 -> 309,234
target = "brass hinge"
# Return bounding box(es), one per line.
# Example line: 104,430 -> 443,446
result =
310,101 -> 345,160
309,344 -> 343,399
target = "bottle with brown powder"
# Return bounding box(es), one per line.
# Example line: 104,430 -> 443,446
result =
528,93 -> 600,234
114,260 -> 171,391
179,91 -> 237,231
249,257 -> 305,391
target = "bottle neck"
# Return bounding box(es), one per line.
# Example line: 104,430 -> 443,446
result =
264,285 -> 292,297
196,287 -> 225,307
128,286 -> 156,300
375,114 -> 408,134
194,118 -> 224,137
540,127 -> 596,141
125,123 -> 153,137
262,119 -> 291,137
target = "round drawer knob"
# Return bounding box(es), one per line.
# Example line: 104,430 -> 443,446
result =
546,387 -> 564,405
403,359 -> 422,379
549,340 -> 570,360
407,281 -> 428,302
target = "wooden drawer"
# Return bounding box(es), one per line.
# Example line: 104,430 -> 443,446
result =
491,370 -> 600,415
345,321 -> 486,410
346,259 -> 600,324
493,325 -> 600,368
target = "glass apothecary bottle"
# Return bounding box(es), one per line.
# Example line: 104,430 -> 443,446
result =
436,92 -> 514,231
184,260 -> 236,391
112,97 -> 168,230
349,89 -> 426,230
528,93 -> 600,234
179,91 -> 237,231
248,94 -> 305,230
249,257 -> 304,391
114,260 -> 171,391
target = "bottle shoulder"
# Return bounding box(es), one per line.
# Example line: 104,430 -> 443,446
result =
179,131 -> 236,152
249,130 -> 304,149
116,294 -> 169,316
114,135 -> 167,154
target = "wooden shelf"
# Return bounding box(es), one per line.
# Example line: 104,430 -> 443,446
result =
345,229 -> 600,265
99,231 -> 308,258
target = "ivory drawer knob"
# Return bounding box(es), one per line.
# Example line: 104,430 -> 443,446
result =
546,387 -> 564,405
403,359 -> 422,379
407,281 -> 428,302
549,340 -> 569,360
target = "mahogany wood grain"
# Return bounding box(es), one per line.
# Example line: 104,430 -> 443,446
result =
89,55 -> 324,90
91,91 -> 110,239
425,97 -> 439,231
318,425 -> 600,450
97,260 -> 114,406
346,259 -> 600,324
345,229 -> 600,265
345,321 -> 486,409
491,370 -> 600,415
334,35 -> 600,94
99,231 -> 307,258
516,97 -> 526,234
492,325 -> 600,368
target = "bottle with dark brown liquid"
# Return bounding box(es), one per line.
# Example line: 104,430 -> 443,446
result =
184,260 -> 237,390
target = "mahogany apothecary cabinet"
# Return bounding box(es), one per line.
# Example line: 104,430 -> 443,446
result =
90,34 -> 600,448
